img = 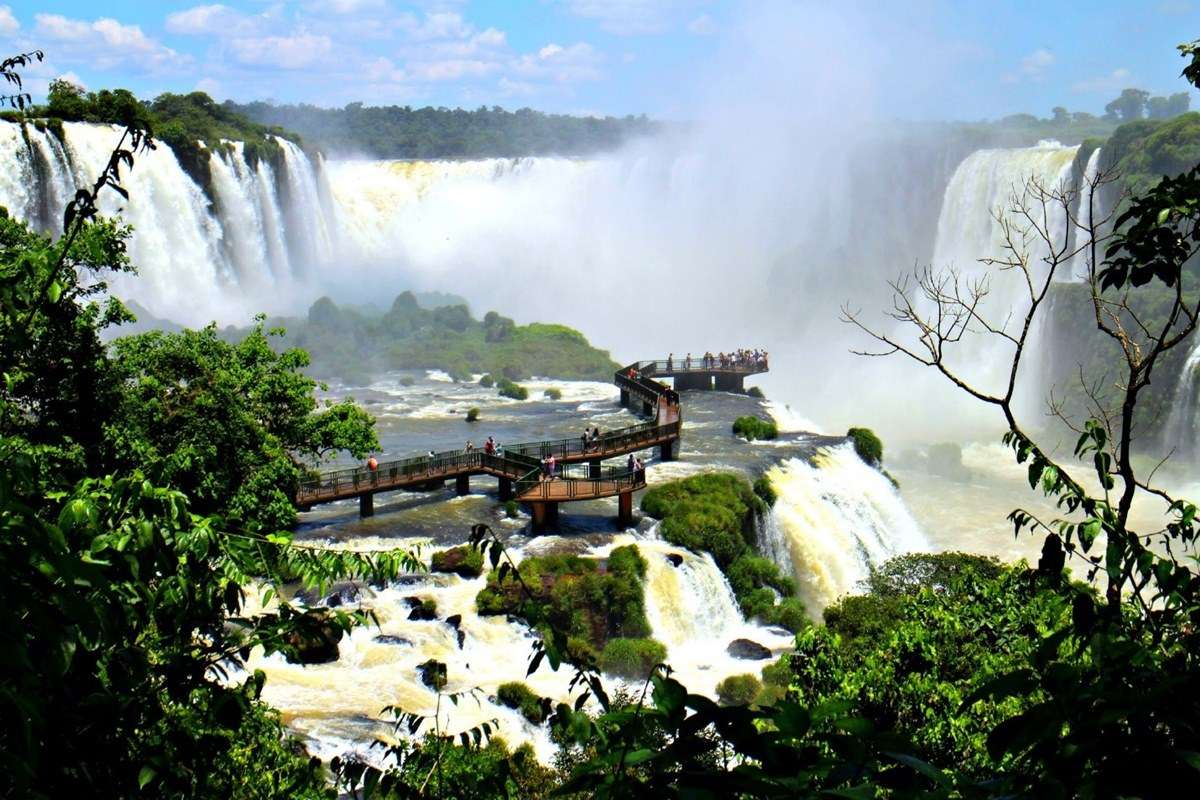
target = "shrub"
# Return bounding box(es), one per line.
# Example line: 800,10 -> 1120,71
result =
642,473 -> 764,569
732,415 -> 778,441
753,475 -> 777,507
747,386 -> 766,399
762,596 -> 810,633
543,387 -> 563,400
598,638 -> 667,680
497,378 -> 529,400
504,499 -> 519,518
761,656 -> 792,687
479,373 -> 495,388
430,545 -> 485,578
716,674 -> 762,706
466,407 -> 480,422
497,681 -> 547,724
847,426 -> 883,466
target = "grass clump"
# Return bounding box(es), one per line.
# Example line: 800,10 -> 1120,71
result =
475,545 -> 651,662
716,674 -> 762,706
747,386 -> 766,399
497,378 -> 529,400
466,407 -> 480,422
598,638 -> 668,680
496,682 -> 547,724
543,387 -> 563,400
732,416 -> 778,441
479,373 -> 495,388
504,499 -> 519,518
753,475 -> 777,507
847,426 -> 884,467
430,545 -> 485,578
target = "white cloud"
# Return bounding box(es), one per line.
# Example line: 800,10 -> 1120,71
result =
498,76 -> 536,95
365,56 -> 407,83
410,58 -> 500,81
687,14 -> 716,36
55,71 -> 86,91
166,5 -> 242,35
1072,67 -> 1133,94
513,42 -> 603,83
0,5 -> 19,36
230,34 -> 333,70
195,76 -> 221,96
34,14 -> 187,72
327,0 -> 387,12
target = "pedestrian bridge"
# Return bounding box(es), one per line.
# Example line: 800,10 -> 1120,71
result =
295,355 -> 766,530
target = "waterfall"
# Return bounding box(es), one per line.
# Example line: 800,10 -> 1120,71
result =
1161,341 -> 1200,459
209,143 -> 273,288
640,541 -> 742,647
275,137 -> 333,271
763,443 -> 928,612
1068,147 -> 1103,282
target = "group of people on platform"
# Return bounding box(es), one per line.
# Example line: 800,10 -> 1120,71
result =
581,426 -> 603,452
665,349 -> 768,372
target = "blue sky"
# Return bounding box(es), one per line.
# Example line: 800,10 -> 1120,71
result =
1,1 -> 1197,120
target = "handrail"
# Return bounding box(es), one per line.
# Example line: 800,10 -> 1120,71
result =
516,465 -> 645,500
639,359 -> 767,375
295,354 -> 748,507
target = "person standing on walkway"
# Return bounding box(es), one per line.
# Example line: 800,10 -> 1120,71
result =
547,454 -> 557,480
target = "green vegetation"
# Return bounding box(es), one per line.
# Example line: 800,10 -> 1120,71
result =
543,387 -> 563,400
747,385 -> 766,399
732,415 -> 778,441
226,100 -> 657,159
846,426 -> 883,466
504,499 -> 519,518
752,475 -> 777,507
641,473 -> 806,631
247,294 -> 619,384
716,674 -> 762,707
497,377 -> 529,400
598,638 -> 668,681
430,545 -> 484,578
465,407 -> 480,422
475,545 -> 651,663
497,682 -> 548,725
0,88 -> 416,799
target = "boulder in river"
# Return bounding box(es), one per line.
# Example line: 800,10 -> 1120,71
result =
726,639 -> 772,660
418,659 -> 448,690
665,553 -> 684,568
374,634 -> 412,646
444,614 -> 466,648
284,609 -> 343,664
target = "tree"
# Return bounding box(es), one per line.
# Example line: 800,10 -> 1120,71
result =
1104,87 -> 1150,121
1146,91 -> 1191,119
842,40 -> 1200,797
1051,105 -> 1069,124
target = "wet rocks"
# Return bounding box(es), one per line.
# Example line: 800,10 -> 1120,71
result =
444,614 -> 466,648
665,553 -> 684,568
726,638 -> 772,660
418,659 -> 448,691
430,545 -> 484,578
374,634 -> 411,646
283,609 -> 343,664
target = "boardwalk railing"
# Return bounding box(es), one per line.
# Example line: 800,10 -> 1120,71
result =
638,359 -> 768,375
515,464 -> 645,500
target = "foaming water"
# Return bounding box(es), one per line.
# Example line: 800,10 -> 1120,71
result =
763,444 -> 928,611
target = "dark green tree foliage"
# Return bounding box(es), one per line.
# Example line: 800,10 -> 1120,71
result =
105,322 -> 378,531
715,673 -> 762,707
1105,88 -> 1151,121
731,415 -> 778,441
225,100 -> 658,159
0,56 -> 417,798
260,292 -> 619,383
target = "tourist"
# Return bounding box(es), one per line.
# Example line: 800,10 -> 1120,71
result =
627,453 -> 636,472
465,441 -> 475,452
581,431 -> 590,452
667,352 -> 673,371
548,454 -> 557,479
634,456 -> 645,482
685,352 -> 692,370
367,455 -> 378,471
428,450 -> 436,459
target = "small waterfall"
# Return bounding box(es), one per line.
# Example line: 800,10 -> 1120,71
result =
209,143 -> 272,287
253,157 -> 291,280
763,443 -> 928,612
1067,147 -> 1103,282
640,542 -> 742,647
1162,341 -> 1200,459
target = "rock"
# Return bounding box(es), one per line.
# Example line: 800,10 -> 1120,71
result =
726,638 -> 772,660
430,546 -> 483,578
764,626 -> 792,638
402,595 -> 423,609
444,614 -> 465,648
408,605 -> 438,621
418,659 -> 448,691
374,634 -> 411,646
284,609 -> 343,664
296,581 -> 362,607
665,553 -> 684,568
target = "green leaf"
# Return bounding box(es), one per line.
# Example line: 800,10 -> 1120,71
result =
138,765 -> 156,789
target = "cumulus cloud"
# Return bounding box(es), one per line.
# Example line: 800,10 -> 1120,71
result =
1002,47 -> 1054,83
230,34 -> 333,70
34,14 -> 187,72
1072,67 -> 1133,94
166,5 -> 243,35
512,42 -> 603,83
55,71 -> 86,91
0,5 -> 19,36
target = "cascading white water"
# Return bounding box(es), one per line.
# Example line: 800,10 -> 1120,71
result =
275,136 -> 334,271
209,142 -> 273,288
1068,147 -> 1103,282
762,443 -> 929,612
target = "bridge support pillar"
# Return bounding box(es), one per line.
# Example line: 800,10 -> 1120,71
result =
530,501 -> 559,532
660,438 -> 678,462
498,478 -> 513,500
589,459 -> 602,479
359,493 -> 375,518
675,373 -> 713,392
456,475 -> 470,496
620,389 -> 630,407
617,492 -> 633,527
642,400 -> 653,416
715,373 -> 745,393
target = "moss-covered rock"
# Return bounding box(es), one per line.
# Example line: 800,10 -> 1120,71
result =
716,673 -> 762,706
753,475 -> 777,507
497,378 -> 529,400
641,473 -> 764,569
466,407 -> 480,422
475,545 -> 650,657
543,387 -> 563,400
496,681 -> 548,724
847,427 -> 883,467
418,659 -> 448,691
431,546 -> 485,578
732,416 -> 778,441
598,637 -> 667,680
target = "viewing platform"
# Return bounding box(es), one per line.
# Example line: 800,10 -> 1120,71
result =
295,354 -> 764,530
